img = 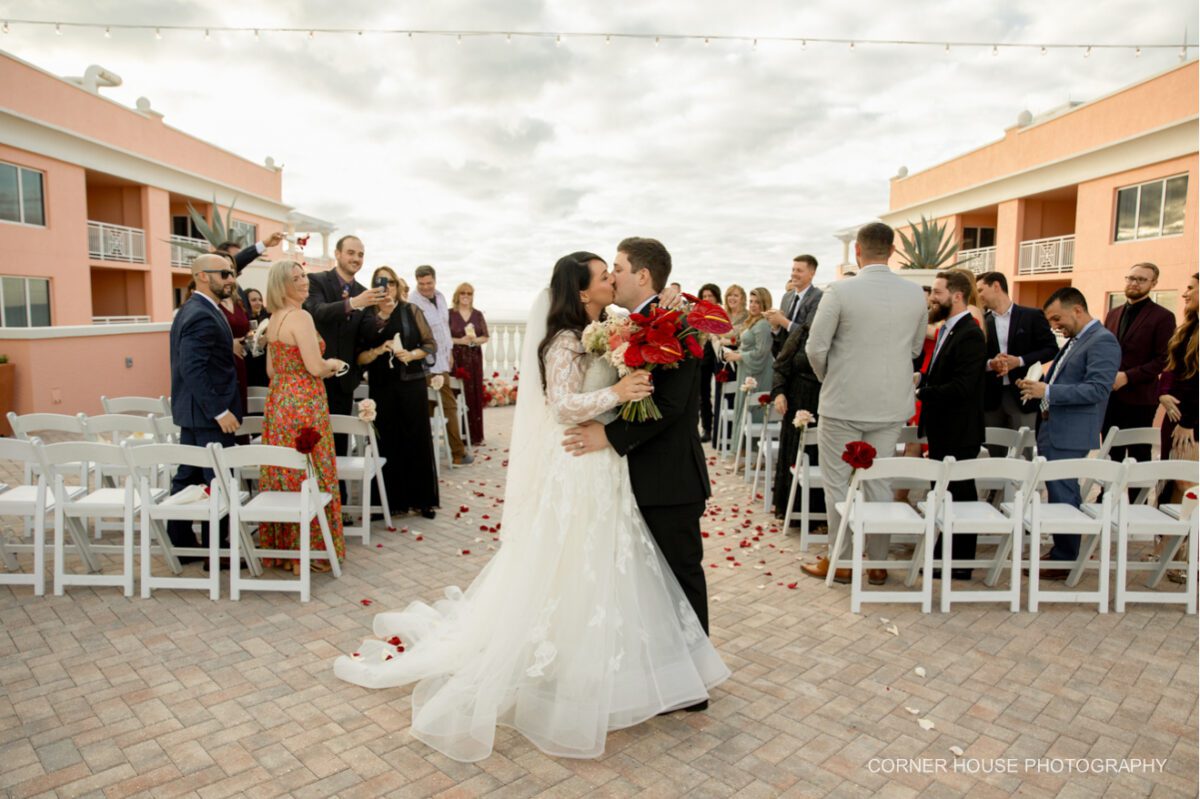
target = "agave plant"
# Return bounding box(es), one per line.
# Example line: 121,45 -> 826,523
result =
170,195 -> 247,255
896,215 -> 960,270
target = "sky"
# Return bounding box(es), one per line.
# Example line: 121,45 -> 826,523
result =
2,1 -> 1197,318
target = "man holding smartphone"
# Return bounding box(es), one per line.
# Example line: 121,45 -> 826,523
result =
303,235 -> 385,457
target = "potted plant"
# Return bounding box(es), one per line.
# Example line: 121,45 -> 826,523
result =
0,355 -> 14,436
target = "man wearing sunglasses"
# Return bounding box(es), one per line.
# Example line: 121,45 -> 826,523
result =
166,253 -> 243,561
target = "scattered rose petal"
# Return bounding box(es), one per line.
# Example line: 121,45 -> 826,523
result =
949,746 -> 964,757
787,582 -> 798,589
885,623 -> 899,637
914,667 -> 927,678
360,599 -> 373,606
905,707 -> 920,715
918,718 -> 936,731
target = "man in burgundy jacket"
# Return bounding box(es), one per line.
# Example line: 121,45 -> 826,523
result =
1102,262 -> 1177,463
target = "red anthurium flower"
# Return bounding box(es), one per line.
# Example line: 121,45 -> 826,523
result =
842,441 -> 877,471
642,337 -> 684,365
686,300 -> 733,334
714,370 -> 731,383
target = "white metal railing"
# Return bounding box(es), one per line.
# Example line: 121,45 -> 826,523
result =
170,235 -> 208,267
1018,235 -> 1075,275
87,220 -> 146,263
480,320 -> 526,380
93,315 -> 151,324
957,246 -> 997,275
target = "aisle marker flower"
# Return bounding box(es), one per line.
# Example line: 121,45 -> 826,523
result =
825,440 -> 878,587
295,426 -> 321,477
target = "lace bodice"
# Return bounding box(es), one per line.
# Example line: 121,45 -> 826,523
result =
544,331 -> 621,425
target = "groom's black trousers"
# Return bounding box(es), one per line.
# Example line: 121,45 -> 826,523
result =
640,501 -> 709,634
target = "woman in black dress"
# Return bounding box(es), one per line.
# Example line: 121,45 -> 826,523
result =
357,266 -> 441,519
769,320 -> 825,526
697,283 -> 722,443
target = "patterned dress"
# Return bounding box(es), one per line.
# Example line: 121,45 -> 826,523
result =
259,339 -> 345,562
449,308 -> 488,443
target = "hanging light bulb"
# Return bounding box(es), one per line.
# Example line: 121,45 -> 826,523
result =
555,34 -> 561,47
604,34 -> 610,44
1135,47 -> 1141,57
308,30 -> 315,40
505,33 -> 511,43
801,39 -> 807,50
1084,45 -> 1091,58
56,23 -> 63,35
154,27 -> 161,39
204,28 -> 211,40
654,36 -> 660,47
1040,46 -> 1047,56
456,33 -> 462,44
104,26 -> 111,38
1,21 -> 9,34
849,41 -> 855,50
944,43 -> 950,53
704,37 -> 710,46
752,38 -> 758,50
253,28 -> 260,40
992,44 -> 999,56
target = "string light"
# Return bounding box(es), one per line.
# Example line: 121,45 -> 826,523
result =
555,34 -> 561,46
0,19 -> 1189,57
1084,45 -> 1092,58
204,28 -> 210,40
308,30 -> 314,40
505,33 -> 511,43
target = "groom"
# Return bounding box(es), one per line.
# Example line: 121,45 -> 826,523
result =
564,239 -> 712,686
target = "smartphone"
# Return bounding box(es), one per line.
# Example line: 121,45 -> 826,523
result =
372,276 -> 390,291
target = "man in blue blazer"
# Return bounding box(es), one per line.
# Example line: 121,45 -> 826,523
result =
1017,286 -> 1120,575
167,253 -> 242,555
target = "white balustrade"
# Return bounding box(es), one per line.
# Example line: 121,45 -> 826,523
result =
169,235 -> 208,267
1018,235 -> 1075,275
87,221 -> 146,264
480,320 -> 526,381
957,246 -> 997,275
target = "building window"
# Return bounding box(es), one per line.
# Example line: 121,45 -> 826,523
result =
961,226 -> 996,250
0,276 -> 51,327
230,219 -> 257,246
0,162 -> 46,226
172,214 -> 202,239
1107,290 -> 1179,316
1115,174 -> 1188,241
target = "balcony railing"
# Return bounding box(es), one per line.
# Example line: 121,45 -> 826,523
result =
480,320 -> 526,380
1018,235 -> 1075,275
170,235 -> 208,267
87,220 -> 146,264
957,246 -> 997,275
93,315 -> 151,324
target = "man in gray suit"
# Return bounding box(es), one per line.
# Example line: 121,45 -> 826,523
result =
1017,286 -> 1120,579
766,254 -> 822,355
800,223 -> 927,585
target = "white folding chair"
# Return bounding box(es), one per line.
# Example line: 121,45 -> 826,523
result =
1080,427 -> 1159,501
1019,458 -> 1122,613
925,457 -> 1040,612
713,381 -> 738,456
101,395 -> 171,417
40,441 -> 159,596
727,393 -> 755,470
214,444 -> 340,602
247,386 -> 270,400
780,422 -> 826,552
429,386 -> 454,471
236,415 -> 264,445
352,383 -> 370,401
450,376 -> 473,450
9,412 -> 91,540
126,442 -> 239,599
331,415 -> 393,545
744,404 -> 780,486
82,413 -> 163,538
246,396 -> 267,416
0,438 -> 53,595
750,405 -> 785,511
826,457 -> 945,613
976,426 -> 1035,504
1086,460 -> 1197,614
153,415 -> 182,445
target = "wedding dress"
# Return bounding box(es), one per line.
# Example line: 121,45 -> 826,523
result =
333,292 -> 729,762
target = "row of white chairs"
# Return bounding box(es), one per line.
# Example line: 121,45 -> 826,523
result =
0,438 -> 340,601
815,454 -> 1196,615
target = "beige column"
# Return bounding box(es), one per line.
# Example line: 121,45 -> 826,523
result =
143,186 -> 175,322
994,199 -> 1025,301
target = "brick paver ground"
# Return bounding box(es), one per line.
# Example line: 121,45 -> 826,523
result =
1,406 -> 1196,798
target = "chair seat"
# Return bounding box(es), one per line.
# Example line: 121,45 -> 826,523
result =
789,464 -> 822,480
336,455 -> 385,477
68,486 -> 165,514
1010,501 -> 1099,529
1081,502 -> 1191,535
148,490 -> 249,520
0,484 -> 67,511
1160,503 -> 1183,520
834,500 -> 927,530
921,500 -> 1012,529
241,490 -> 333,522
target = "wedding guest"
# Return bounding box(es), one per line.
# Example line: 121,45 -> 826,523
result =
411,265 -> 472,464
976,271 -> 1058,448
215,253 -> 251,422
717,283 -> 748,376
396,276 -> 410,302
166,254 -> 241,561
801,223 -> 927,586
449,282 -> 490,445
769,317 -> 824,526
697,283 -> 722,443
1158,273 -> 1198,469
1016,287 -> 1120,578
726,287 -> 773,469
303,236 -> 385,459
260,260 -> 348,574
1103,262 -> 1176,464
765,255 -> 822,355
358,266 -> 440,518
917,270 -> 987,579
245,289 -> 270,387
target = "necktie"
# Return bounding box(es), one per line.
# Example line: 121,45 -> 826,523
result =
929,324 -> 949,369
789,294 -> 802,324
1040,337 -> 1076,413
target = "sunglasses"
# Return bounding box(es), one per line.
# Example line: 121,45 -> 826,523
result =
201,269 -> 236,280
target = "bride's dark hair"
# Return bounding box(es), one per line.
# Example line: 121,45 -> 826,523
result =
538,251 -> 606,390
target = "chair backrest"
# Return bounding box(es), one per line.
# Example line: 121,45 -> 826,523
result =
246,396 -> 267,415
236,416 -> 264,437
1096,426 -> 1159,459
719,382 -> 739,400
329,414 -> 370,437
213,443 -> 309,473
940,455 -> 1039,487
8,412 -> 87,439
1121,458 -> 1199,490
101,395 -> 170,416
247,386 -> 270,399
126,442 -> 216,474
153,415 -> 182,442
896,426 -> 926,446
855,456 -> 944,485
1036,457 -> 1124,487
0,436 -> 39,468
984,426 -> 1035,457
352,383 -> 370,400
82,413 -> 160,442
39,440 -> 128,471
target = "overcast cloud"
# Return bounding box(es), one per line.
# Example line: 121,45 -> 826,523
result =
2,0 -> 1196,316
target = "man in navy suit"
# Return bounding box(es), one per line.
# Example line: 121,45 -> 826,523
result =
976,271 -> 1058,449
167,253 -> 243,555
1017,287 -> 1120,577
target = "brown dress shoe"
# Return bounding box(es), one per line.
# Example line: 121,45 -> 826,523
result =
868,569 -> 887,586
800,555 -> 851,584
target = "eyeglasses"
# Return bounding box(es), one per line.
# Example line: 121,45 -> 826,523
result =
1125,276 -> 1152,284
201,269 -> 235,280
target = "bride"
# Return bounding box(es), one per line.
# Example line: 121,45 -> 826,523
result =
333,252 -> 730,762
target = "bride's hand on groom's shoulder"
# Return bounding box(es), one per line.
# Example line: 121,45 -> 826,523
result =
563,422 -> 608,456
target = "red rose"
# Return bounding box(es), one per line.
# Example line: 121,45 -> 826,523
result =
295,426 -> 321,455
757,393 -> 771,406
841,441 -> 877,471
714,370 -> 731,383
624,344 -> 647,368
687,301 -> 733,335
683,334 -> 703,358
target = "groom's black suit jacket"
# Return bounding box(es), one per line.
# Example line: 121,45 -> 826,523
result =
605,297 -> 711,508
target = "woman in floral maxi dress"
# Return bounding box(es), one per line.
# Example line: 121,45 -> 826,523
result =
258,260 -> 350,574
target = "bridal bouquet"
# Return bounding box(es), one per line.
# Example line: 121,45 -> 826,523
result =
582,296 -> 732,422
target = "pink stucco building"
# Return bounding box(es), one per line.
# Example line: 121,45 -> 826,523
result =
0,51 -> 335,417
877,60 -> 1198,318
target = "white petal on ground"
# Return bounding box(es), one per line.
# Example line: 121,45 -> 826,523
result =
949,745 -> 964,756
918,718 -> 936,731
905,707 -> 921,715
914,666 -> 927,678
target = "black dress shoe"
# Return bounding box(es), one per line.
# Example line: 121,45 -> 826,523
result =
684,700 -> 709,712
176,555 -> 204,565
927,569 -> 973,580
420,508 -> 436,520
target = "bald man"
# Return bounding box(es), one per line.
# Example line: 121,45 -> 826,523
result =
166,253 -> 242,561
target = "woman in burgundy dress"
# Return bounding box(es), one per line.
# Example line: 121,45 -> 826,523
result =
219,281 -> 250,421
449,282 -> 489,445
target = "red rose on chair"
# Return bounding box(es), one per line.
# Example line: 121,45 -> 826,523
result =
295,426 -> 321,454
757,393 -> 771,406
714,370 -> 732,384
841,441 -> 877,471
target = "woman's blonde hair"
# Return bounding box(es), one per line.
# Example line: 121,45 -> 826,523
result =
266,259 -> 304,314
372,265 -> 403,303
452,282 -> 475,310
1166,273 -> 1199,379
748,287 -> 773,323
724,284 -> 746,314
